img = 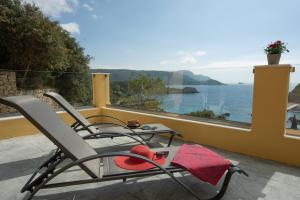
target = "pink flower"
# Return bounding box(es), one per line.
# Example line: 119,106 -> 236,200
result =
270,44 -> 278,48
265,40 -> 289,54
268,41 -> 282,49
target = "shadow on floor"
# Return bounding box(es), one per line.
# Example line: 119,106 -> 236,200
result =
0,140 -> 162,182
1,139 -> 300,200
31,172 -> 250,200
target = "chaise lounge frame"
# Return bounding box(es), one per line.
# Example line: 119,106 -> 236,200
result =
0,95 -> 248,200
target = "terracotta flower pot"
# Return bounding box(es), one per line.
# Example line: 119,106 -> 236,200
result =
267,54 -> 281,65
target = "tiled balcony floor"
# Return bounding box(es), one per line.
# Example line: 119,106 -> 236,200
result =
1,134 -> 300,200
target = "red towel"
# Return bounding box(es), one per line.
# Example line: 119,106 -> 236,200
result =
171,144 -> 231,185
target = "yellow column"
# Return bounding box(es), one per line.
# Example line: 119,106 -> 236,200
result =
252,64 -> 294,138
92,73 -> 110,108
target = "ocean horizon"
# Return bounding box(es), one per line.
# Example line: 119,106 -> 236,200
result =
160,83 -> 298,124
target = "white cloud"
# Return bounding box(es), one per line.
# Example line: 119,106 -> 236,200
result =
160,52 -> 292,69
61,22 -> 80,34
193,51 -> 207,57
180,55 -> 198,65
83,3 -> 93,11
202,60 -> 262,69
177,50 -> 207,57
24,0 -> 78,17
198,57 -> 300,70
178,51 -> 207,65
161,50 -> 207,66
92,14 -> 98,19
196,54 -> 269,70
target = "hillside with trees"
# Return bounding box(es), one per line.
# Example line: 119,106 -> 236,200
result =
90,69 -> 224,85
0,0 -> 92,105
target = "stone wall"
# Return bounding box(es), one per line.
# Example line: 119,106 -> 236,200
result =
0,72 -> 18,114
0,71 -> 59,115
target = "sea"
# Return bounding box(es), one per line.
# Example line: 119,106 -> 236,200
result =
160,83 -> 298,124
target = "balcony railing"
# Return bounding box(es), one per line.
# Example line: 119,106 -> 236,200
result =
0,64 -> 300,168
105,67 -> 254,126
0,70 -> 93,118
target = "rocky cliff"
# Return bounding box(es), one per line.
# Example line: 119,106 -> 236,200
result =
289,84 -> 300,103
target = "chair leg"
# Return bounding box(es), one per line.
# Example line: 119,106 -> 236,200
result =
22,183 -> 43,200
170,166 -> 247,200
206,167 -> 248,200
167,134 -> 175,147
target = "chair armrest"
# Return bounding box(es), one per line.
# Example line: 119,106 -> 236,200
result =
83,131 -> 147,146
85,114 -> 127,126
76,122 -> 149,146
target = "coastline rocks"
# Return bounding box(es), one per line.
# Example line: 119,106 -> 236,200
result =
187,109 -> 230,120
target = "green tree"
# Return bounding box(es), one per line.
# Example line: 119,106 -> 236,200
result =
0,0 -> 91,105
189,109 -> 216,118
127,75 -> 165,105
111,75 -> 166,111
110,81 -> 128,104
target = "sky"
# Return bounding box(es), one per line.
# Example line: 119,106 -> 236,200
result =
24,0 -> 300,84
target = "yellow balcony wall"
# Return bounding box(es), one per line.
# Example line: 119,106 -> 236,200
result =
96,65 -> 300,167
0,108 -> 101,139
1,65 -> 300,167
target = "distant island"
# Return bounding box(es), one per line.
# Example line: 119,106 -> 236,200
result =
166,87 -> 199,94
90,69 -> 224,85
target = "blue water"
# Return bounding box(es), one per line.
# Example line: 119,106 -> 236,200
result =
161,84 -> 253,123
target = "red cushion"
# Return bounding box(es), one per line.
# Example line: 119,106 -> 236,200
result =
171,144 -> 231,185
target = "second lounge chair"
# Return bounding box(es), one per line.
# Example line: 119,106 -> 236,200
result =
44,92 -> 181,146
